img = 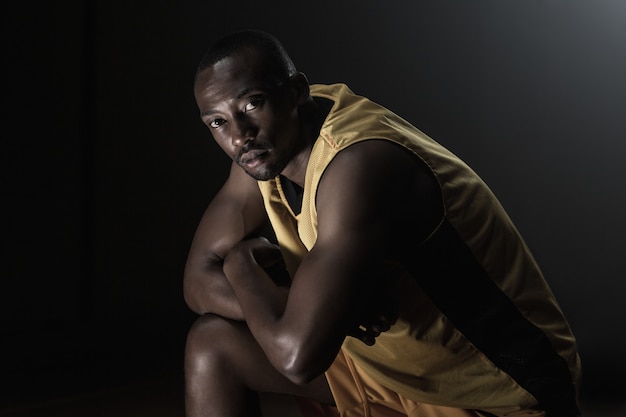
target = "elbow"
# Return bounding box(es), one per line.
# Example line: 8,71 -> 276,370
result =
284,359 -> 333,386
280,363 -> 320,386
183,274 -> 205,315
285,370 -> 319,386
272,340 -> 332,385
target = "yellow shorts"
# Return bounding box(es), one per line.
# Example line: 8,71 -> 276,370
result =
298,348 -> 481,417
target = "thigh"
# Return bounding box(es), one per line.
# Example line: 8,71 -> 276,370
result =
326,348 -> 481,417
186,313 -> 335,405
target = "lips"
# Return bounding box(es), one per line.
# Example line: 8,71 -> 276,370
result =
239,148 -> 268,168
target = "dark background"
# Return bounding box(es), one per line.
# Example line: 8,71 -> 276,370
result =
3,0 -> 625,415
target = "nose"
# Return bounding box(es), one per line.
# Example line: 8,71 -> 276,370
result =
231,114 -> 257,147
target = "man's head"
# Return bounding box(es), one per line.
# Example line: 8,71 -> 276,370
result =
194,30 -> 311,181
196,30 -> 297,86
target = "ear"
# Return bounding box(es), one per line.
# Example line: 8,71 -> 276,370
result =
288,72 -> 311,105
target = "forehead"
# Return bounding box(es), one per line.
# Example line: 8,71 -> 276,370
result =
194,49 -> 277,103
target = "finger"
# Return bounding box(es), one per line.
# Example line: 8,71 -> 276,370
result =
368,324 -> 382,337
359,332 -> 376,346
376,314 -> 397,332
347,326 -> 376,346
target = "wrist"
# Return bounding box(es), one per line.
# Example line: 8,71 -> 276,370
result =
223,247 -> 252,281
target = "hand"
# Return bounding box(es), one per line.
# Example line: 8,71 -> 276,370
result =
348,312 -> 398,346
226,237 -> 291,286
348,261 -> 404,346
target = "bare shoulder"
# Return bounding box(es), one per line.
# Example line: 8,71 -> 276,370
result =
215,162 -> 268,221
325,139 -> 431,180
193,162 -> 268,258
316,139 -> 443,249
317,139 -> 441,205
222,161 -> 264,199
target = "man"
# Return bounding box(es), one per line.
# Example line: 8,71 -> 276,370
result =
183,30 -> 581,417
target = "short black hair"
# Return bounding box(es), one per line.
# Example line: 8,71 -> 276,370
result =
196,30 -> 297,82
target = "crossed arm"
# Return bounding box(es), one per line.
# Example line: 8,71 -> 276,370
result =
183,162 -> 269,320
183,140 -> 443,384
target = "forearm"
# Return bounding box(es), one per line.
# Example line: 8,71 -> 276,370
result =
222,248 -> 301,375
183,259 -> 245,320
222,249 -> 288,326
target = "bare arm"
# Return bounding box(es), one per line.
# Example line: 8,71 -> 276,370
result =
183,161 -> 269,319
223,140 -> 444,383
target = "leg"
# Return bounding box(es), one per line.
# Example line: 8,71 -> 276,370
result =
185,313 -> 334,417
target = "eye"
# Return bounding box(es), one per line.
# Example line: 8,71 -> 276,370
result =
209,118 -> 226,128
244,96 -> 264,112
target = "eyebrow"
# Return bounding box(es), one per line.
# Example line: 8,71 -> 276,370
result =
235,87 -> 257,100
200,86 -> 262,118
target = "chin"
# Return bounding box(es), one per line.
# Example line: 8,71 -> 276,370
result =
244,166 -> 278,181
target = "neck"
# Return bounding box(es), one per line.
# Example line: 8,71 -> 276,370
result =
280,97 -> 332,187
281,145 -> 310,188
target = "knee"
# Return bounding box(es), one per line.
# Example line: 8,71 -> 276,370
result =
185,314 -> 235,373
